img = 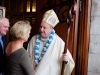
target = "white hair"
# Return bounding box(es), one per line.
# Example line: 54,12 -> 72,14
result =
0,17 -> 9,24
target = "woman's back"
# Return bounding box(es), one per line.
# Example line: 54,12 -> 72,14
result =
6,46 -> 34,75
6,20 -> 34,75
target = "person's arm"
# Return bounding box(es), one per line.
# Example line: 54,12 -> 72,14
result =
19,51 -> 34,75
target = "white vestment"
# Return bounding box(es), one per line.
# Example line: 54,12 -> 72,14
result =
27,34 -> 75,75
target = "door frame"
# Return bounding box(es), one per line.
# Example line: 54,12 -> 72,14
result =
75,0 -> 91,75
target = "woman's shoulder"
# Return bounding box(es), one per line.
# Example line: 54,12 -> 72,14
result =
18,48 -> 27,54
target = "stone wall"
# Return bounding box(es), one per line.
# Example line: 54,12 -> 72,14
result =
88,0 -> 100,75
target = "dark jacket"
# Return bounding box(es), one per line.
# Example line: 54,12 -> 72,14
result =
0,36 -> 7,74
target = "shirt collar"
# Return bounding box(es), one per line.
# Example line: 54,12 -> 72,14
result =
0,36 -> 2,40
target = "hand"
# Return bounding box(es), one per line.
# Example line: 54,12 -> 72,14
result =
62,53 -> 69,63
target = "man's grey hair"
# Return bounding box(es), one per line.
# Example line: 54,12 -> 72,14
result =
0,17 -> 9,24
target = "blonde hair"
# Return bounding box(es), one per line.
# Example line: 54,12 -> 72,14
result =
10,20 -> 32,39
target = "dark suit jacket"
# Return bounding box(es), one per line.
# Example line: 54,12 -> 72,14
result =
0,36 -> 7,74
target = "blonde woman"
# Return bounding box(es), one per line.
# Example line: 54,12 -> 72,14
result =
6,21 -> 34,75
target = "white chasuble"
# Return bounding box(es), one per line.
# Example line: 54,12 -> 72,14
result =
27,34 -> 75,75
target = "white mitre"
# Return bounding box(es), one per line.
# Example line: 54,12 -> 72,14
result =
42,9 -> 59,28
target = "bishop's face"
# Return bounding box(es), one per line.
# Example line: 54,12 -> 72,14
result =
39,21 -> 53,38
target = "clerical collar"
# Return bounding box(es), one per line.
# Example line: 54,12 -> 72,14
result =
40,37 -> 48,42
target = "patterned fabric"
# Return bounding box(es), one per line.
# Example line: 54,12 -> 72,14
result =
42,9 -> 59,28
0,36 -> 4,53
34,29 -> 55,67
